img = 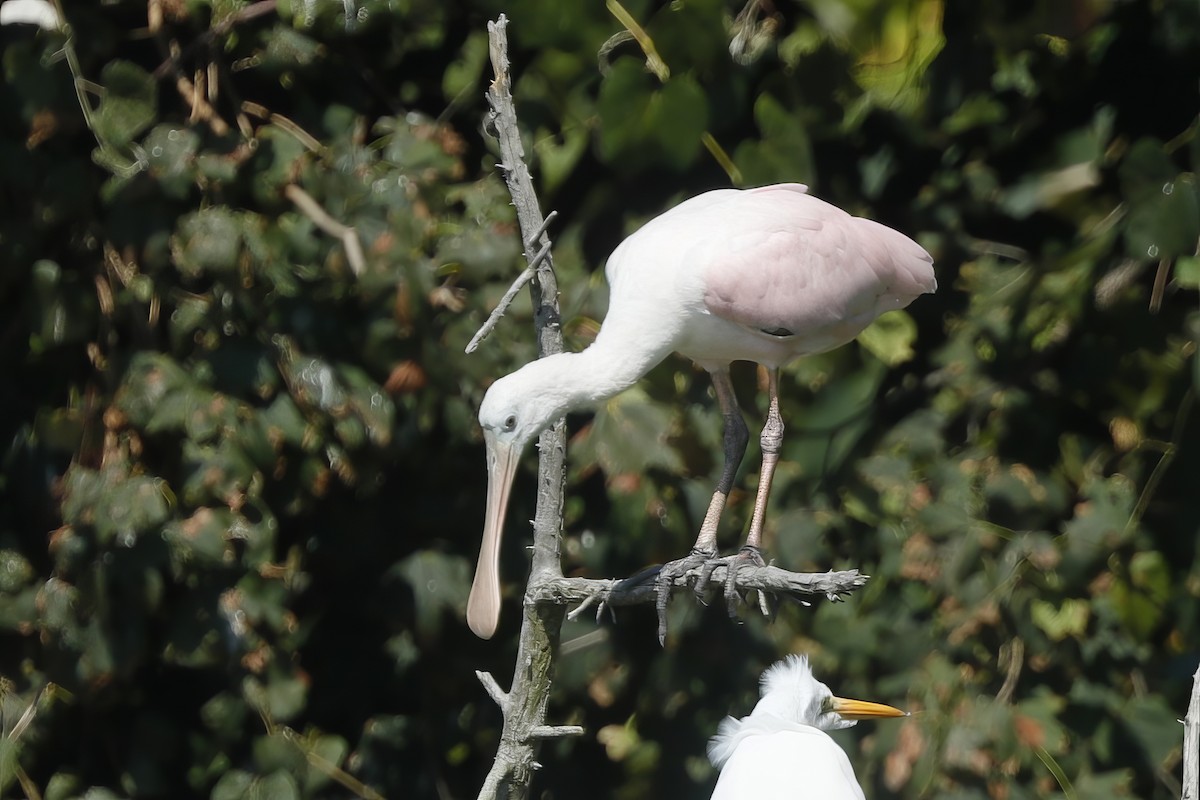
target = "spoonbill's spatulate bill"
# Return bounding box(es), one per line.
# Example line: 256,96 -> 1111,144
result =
708,655 -> 905,800
467,183 -> 935,639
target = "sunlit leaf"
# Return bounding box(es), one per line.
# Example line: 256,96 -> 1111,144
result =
577,386 -> 682,476
1030,597 -> 1089,641
1110,550 -> 1170,640
93,60 -> 156,149
857,310 -> 919,366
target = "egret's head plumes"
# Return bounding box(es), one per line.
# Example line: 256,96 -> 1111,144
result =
756,655 -> 852,730
753,655 -> 906,730
708,654 -> 906,771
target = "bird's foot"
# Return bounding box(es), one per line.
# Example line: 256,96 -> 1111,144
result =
655,547 -> 717,645
654,546 -> 774,643
695,544 -> 769,619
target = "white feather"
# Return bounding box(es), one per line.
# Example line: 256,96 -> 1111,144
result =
708,655 -> 867,800
0,0 -> 62,30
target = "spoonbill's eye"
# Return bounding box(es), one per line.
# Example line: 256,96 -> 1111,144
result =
504,415 -> 517,431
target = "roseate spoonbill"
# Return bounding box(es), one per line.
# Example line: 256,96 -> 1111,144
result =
467,183 -> 935,639
708,655 -> 905,800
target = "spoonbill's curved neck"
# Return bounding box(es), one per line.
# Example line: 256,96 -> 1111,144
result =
513,328 -> 676,424
528,331 -> 672,415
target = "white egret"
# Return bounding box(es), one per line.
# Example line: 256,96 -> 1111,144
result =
467,184 -> 935,639
709,655 -> 905,799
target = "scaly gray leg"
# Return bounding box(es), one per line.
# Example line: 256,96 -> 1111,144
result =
655,367 -> 748,644
697,367 -> 783,615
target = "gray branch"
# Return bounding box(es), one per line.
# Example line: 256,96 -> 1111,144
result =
475,15 -> 573,800
533,567 -> 868,612
1184,660 -> 1200,800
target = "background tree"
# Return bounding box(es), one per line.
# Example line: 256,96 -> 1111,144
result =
0,1 -> 1197,799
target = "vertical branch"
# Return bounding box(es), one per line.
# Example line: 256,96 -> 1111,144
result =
485,14 -> 566,585
475,15 -> 575,800
1184,661 -> 1200,800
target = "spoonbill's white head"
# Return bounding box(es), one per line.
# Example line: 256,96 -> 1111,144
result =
753,655 -> 906,730
467,360 -> 573,638
477,363 -> 569,454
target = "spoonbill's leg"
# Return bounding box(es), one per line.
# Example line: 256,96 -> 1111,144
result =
693,368 -> 750,553
697,367 -> 782,614
744,367 -> 784,551
655,367 -> 748,644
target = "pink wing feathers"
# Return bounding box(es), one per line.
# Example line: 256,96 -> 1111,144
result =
700,186 -> 935,339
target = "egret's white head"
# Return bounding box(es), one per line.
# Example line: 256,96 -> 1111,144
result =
708,655 -> 906,772
754,655 -> 905,731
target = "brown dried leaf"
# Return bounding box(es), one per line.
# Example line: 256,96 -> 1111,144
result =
384,360 -> 427,395
884,717 -> 925,790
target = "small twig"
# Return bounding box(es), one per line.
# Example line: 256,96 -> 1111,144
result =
566,592 -> 602,621
284,184 -> 367,275
279,727 -> 387,800
559,629 -> 609,656
242,103 -> 326,154
465,267 -> 534,353
6,684 -> 47,741
530,725 -> 585,739
172,67 -> 229,135
605,0 -> 669,80
1150,257 -> 1170,312
597,30 -> 636,75
996,637 -> 1024,705
476,670 -> 509,711
465,238 -> 554,354
1183,660 -> 1200,800
2,683 -> 48,799
966,237 -> 1032,263
525,210 -> 558,246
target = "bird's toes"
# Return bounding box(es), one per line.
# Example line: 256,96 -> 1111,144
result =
694,557 -> 724,604
655,570 -> 673,645
655,548 -> 715,645
720,546 -> 768,619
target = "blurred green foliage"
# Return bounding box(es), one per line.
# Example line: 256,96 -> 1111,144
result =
0,1 -> 1197,799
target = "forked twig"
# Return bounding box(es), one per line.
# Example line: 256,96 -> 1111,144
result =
465,215 -> 557,354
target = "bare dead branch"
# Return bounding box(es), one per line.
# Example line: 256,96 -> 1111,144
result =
475,15 -> 570,800
1184,660 -> 1200,800
531,567 -> 868,610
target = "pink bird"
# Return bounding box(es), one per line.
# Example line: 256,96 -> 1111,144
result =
467,183 -> 935,640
